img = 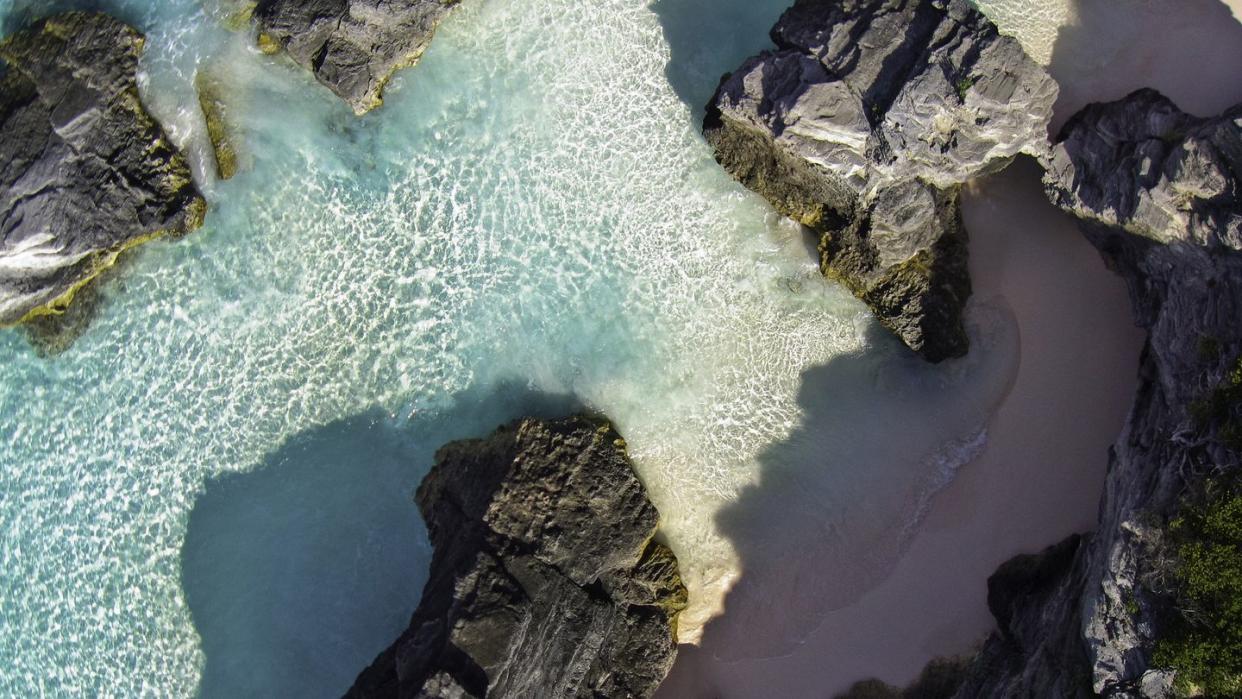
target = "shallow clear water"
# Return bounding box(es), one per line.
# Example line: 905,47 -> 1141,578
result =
0,0 -> 1018,695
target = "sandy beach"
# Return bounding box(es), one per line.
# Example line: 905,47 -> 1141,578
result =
659,156 -> 1144,698
660,2 -> 1242,695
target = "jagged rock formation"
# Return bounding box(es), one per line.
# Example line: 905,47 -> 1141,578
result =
347,416 -> 687,699
0,12 -> 205,329
1046,88 -> 1242,252
253,0 -> 461,115
704,0 -> 1056,361
953,90 -> 1242,697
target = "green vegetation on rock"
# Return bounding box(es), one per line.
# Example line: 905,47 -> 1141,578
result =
1154,483 -> 1242,696
954,75 -> 976,100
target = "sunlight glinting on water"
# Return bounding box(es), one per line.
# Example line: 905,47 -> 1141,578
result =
0,0 -> 1020,694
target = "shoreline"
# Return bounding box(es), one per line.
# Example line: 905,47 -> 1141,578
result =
661,2 -> 1242,694
658,157 -> 1144,697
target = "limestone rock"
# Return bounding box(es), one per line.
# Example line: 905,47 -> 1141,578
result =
1045,88 -> 1242,253
956,90 -> 1242,698
253,0 -> 461,115
347,416 -> 686,699
0,12 -> 205,328
705,0 -> 1056,361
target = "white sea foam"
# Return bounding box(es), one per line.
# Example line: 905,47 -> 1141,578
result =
0,0 -> 1022,695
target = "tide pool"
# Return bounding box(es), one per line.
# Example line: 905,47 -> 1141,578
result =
0,0 -> 1018,695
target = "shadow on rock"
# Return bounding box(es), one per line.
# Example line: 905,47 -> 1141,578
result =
180,383 -> 579,698
649,0 -> 791,121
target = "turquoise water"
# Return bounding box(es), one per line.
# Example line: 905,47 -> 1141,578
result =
0,0 -> 1018,695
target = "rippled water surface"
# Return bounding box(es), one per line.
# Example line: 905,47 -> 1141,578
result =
0,0 -> 1018,695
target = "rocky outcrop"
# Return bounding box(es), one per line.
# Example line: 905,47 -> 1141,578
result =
705,0 -> 1056,361
953,535 -> 1096,698
347,416 -> 686,699
0,12 -> 206,328
253,0 -> 461,115
1045,89 -> 1242,252
953,90 -> 1242,697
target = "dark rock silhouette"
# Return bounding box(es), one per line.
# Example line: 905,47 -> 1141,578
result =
348,416 -> 686,699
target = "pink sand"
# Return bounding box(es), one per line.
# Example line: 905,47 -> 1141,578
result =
660,2 -> 1242,695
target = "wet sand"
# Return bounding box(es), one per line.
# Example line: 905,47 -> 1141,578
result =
660,157 -> 1143,698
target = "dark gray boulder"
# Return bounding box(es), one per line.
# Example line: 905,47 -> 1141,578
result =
952,90 -> 1242,698
705,0 -> 1056,361
347,416 -> 686,699
0,12 -> 206,329
1045,88 -> 1242,254
253,0 -> 461,115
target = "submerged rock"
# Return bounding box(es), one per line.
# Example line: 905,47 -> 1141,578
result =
954,90 -> 1242,697
0,12 -> 205,329
705,0 -> 1056,361
196,68 -> 243,181
347,416 -> 686,699
253,0 -> 461,115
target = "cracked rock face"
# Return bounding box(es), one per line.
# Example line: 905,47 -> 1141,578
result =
705,0 -> 1056,362
347,416 -> 686,699
0,12 -> 205,328
1045,88 -> 1242,253
253,0 -> 461,115
955,90 -> 1242,699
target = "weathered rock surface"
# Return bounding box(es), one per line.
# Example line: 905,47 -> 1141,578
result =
952,90 -> 1242,698
347,416 -> 686,699
1045,89 -> 1242,252
705,0 -> 1056,361
0,12 -> 205,328
253,0 -> 460,115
